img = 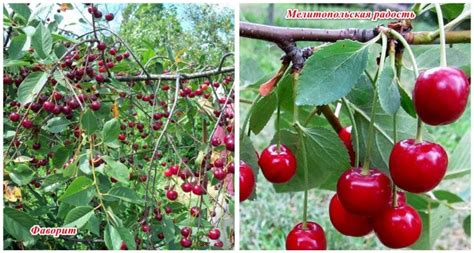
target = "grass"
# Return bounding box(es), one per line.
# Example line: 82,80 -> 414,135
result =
239,3 -> 471,250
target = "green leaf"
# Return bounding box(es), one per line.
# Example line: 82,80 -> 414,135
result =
249,92 -> 277,134
3,207 -> 37,244
53,145 -> 71,169
411,204 -> 451,249
86,214 -> 100,236
398,82 -> 416,118
239,135 -> 259,199
17,72 -> 48,106
446,130 -> 470,179
432,190 -> 464,203
297,40 -> 369,106
43,117 -> 71,133
102,156 -> 129,182
102,118 -> 121,148
417,45 -> 471,71
63,206 -> 94,229
274,128 -> 350,192
463,215 -> 470,236
9,164 -> 34,186
378,61 -> 400,114
81,110 -> 99,135
9,4 -> 31,20
107,186 -> 143,204
104,224 -> 136,250
54,43 -> 67,59
59,176 -> 95,206
8,34 -> 27,60
31,23 -> 52,59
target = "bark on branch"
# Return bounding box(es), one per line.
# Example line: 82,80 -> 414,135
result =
240,22 -> 470,44
115,66 -> 234,81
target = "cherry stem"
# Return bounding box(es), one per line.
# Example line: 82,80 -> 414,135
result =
342,98 -> 360,167
383,28 -> 420,77
415,118 -> 423,143
435,4 -> 448,67
391,184 -> 399,208
296,124 -> 309,229
293,72 -> 300,124
362,33 -> 387,174
276,94 -> 282,152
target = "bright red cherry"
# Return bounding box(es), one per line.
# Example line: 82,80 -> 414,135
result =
337,167 -> 391,216
239,161 -> 255,202
169,165 -> 179,175
164,169 -> 173,177
90,101 -> 101,111
374,204 -> 422,249
118,133 -> 126,141
329,194 -> 373,237
208,228 -> 220,240
166,190 -> 178,201
9,112 -> 20,122
285,221 -> 327,250
214,240 -> 223,248
211,136 -> 221,146
389,139 -> 447,193
258,144 -> 296,184
338,126 -> 355,166
413,67 -> 470,125
192,185 -> 204,195
181,182 -> 192,192
97,42 -> 106,51
180,237 -> 192,248
181,227 -> 192,237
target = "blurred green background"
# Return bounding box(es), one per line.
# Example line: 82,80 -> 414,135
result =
239,3 -> 471,250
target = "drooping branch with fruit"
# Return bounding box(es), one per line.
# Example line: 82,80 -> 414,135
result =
3,3 -> 234,250
240,3 -> 470,250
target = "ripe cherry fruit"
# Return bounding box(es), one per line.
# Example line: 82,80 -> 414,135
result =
9,112 -> 20,122
329,194 -> 373,237
239,161 -> 255,202
337,167 -> 391,216
90,101 -> 101,111
166,190 -> 178,201
338,126 -> 356,166
180,237 -> 192,248
286,222 -> 327,250
181,227 -> 192,237
374,204 -> 422,249
389,139 -> 447,193
208,228 -> 220,240
413,67 -> 470,125
258,144 -> 296,184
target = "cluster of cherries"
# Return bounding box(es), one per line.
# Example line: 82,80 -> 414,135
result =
239,65 -> 469,249
330,66 -> 469,249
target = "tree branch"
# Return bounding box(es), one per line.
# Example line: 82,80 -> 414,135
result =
240,22 -> 470,44
115,66 -> 234,81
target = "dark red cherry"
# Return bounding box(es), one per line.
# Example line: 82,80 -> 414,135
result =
208,228 -> 220,240
214,240 -> 223,248
43,101 -> 55,112
338,126 -> 355,166
181,227 -> 192,237
413,67 -> 470,125
118,133 -> 126,141
337,167 -> 391,216
374,204 -> 422,249
90,101 -> 101,111
180,237 -> 192,248
258,144 -> 296,184
120,241 -> 127,250
141,223 -> 150,233
239,161 -> 255,202
166,190 -> 178,201
105,13 -> 114,21
9,112 -> 20,122
211,136 -> 221,146
22,119 -> 33,128
389,139 -> 447,193
285,221 -> 327,250
329,194 -> 373,237
224,134 -> 234,151
213,168 -> 227,180
190,206 -> 200,217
